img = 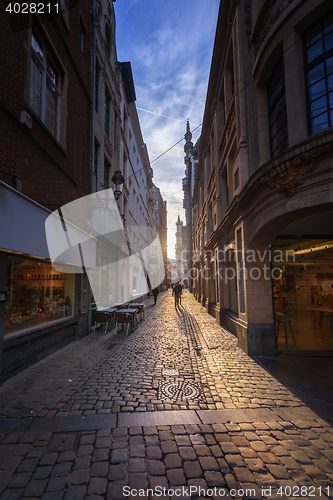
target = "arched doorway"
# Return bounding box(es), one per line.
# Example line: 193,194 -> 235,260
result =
270,210 -> 333,351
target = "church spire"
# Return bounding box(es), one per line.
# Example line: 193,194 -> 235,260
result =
177,211 -> 181,224
184,119 -> 193,154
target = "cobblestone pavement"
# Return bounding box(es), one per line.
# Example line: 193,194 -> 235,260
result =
0,292 -> 332,499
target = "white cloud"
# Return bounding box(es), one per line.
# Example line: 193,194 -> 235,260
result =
114,0 -> 219,258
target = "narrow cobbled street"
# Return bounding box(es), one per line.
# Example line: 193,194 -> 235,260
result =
0,292 -> 332,499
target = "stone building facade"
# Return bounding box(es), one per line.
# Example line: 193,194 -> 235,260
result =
192,0 -> 333,355
0,0 -> 167,381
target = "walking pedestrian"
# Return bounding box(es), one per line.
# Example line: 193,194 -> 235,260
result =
152,286 -> 159,305
172,281 -> 182,308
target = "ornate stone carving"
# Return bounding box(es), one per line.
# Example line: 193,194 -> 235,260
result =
261,143 -> 333,196
245,0 -> 252,46
254,0 -> 295,52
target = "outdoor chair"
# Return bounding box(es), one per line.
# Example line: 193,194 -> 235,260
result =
95,311 -> 113,334
115,311 -> 134,335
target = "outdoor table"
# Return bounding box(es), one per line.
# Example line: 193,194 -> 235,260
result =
95,309 -> 115,333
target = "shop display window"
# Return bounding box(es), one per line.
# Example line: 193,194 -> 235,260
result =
5,256 -> 74,336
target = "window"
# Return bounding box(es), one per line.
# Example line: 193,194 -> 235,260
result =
234,168 -> 239,190
304,12 -> 333,134
29,33 -> 61,139
57,0 -> 69,24
104,158 -> 110,189
104,91 -> 110,136
95,64 -> 99,113
94,142 -> 99,190
267,58 -> 288,157
231,61 -> 235,96
80,19 -> 85,51
113,110 -> 118,150
105,24 -> 111,58
5,256 -> 74,337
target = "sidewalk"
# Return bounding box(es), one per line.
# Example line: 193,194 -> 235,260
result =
0,292 -> 332,499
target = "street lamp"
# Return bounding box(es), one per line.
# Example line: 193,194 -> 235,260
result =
111,170 -> 125,200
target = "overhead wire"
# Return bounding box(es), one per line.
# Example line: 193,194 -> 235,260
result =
123,28 -> 306,185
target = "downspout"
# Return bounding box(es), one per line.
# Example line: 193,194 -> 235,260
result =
88,0 -> 97,331
90,0 -> 97,195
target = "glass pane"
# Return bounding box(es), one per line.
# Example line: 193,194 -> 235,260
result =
329,90 -> 333,107
5,257 -> 74,336
307,24 -> 322,47
323,14 -> 333,34
328,74 -> 333,91
307,39 -> 323,62
29,59 -> 42,117
312,112 -> 329,133
325,31 -> 333,51
311,95 -> 327,116
326,57 -> 333,77
309,78 -> 326,101
308,63 -> 324,86
31,34 -> 43,62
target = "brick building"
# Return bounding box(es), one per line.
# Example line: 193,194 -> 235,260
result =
0,2 -> 93,380
0,0 -> 167,381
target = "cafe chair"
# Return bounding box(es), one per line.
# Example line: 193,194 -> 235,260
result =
115,311 -> 134,335
275,312 -> 296,348
95,311 -> 113,334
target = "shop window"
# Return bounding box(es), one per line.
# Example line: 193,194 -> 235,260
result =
5,257 -> 74,336
29,33 -> 61,140
267,58 -> 288,157
304,12 -> 333,134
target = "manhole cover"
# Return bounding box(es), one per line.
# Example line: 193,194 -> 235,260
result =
162,368 -> 179,376
158,380 -> 205,402
48,432 -> 80,452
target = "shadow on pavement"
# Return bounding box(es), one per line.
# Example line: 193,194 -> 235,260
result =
255,352 -> 333,421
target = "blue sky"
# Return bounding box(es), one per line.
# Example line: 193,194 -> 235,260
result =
114,0 -> 220,258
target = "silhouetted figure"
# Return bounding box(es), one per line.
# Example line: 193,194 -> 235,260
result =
172,281 -> 182,308
152,287 -> 159,305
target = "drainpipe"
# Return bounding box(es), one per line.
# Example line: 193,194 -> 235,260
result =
88,0 -> 97,332
90,0 -> 97,195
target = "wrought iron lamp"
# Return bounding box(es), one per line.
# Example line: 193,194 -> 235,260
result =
111,170 -> 125,200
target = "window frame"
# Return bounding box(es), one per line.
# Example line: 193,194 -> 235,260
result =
29,31 -> 62,141
104,90 -> 110,136
267,57 -> 289,157
303,11 -> 333,135
104,157 -> 110,189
